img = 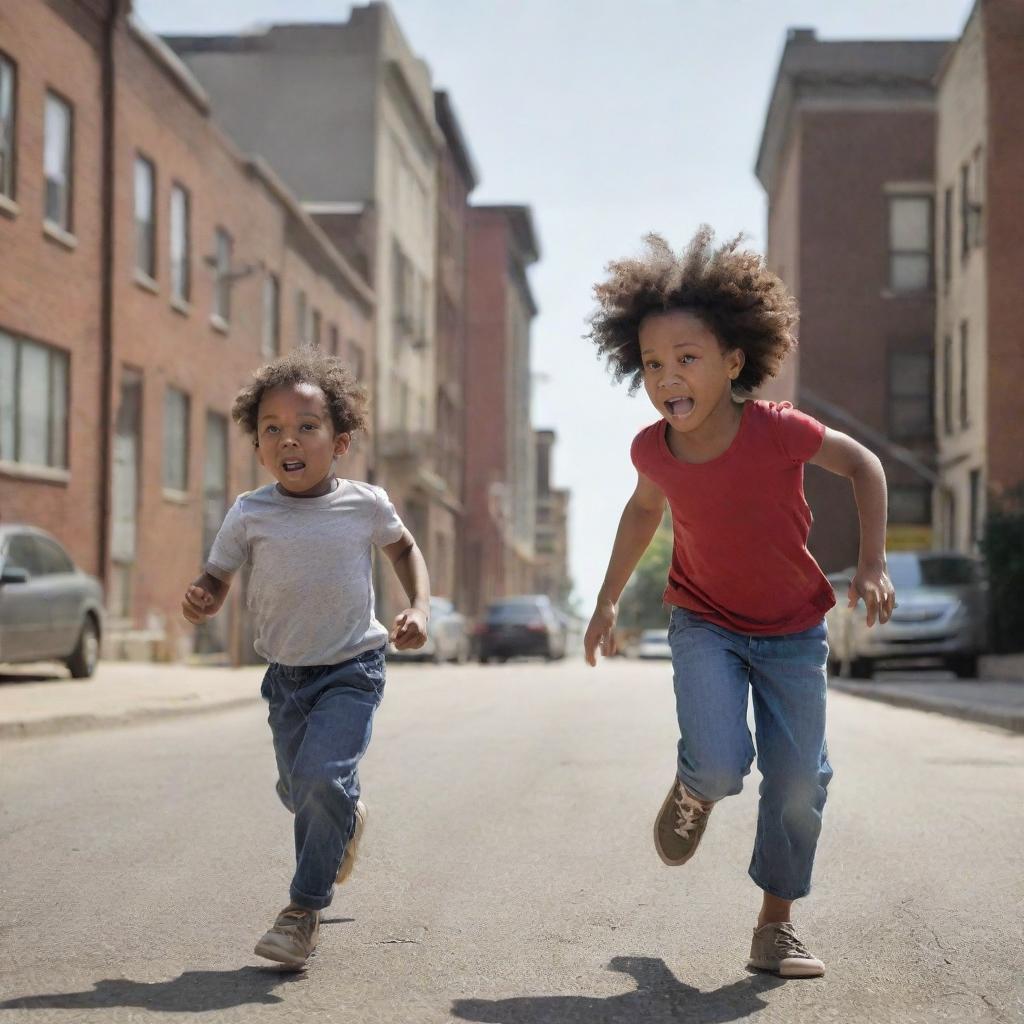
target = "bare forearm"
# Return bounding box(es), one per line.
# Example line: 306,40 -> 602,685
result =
597,500 -> 664,605
390,544 -> 430,613
850,452 -> 888,568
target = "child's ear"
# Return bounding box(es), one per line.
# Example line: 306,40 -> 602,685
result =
334,432 -> 352,457
727,348 -> 746,381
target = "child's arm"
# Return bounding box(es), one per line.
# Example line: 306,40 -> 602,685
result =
808,428 -> 896,626
181,570 -> 232,625
584,472 -> 666,666
381,529 -> 430,650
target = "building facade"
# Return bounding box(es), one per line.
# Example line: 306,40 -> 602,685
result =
934,0 -> 1024,551
533,429 -> 570,607
464,205 -> 539,613
0,2 -> 374,665
756,29 -> 950,571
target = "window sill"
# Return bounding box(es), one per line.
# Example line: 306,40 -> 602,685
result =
162,488 -> 190,505
134,270 -> 159,295
0,194 -> 19,219
43,221 -> 78,251
209,314 -> 230,336
170,295 -> 192,317
0,460 -> 70,485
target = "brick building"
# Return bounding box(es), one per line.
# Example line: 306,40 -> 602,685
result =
934,0 -> 1024,551
0,1 -> 374,664
464,205 -> 539,613
756,29 -> 950,572
533,429 -> 571,607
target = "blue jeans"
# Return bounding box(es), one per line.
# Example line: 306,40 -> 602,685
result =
667,608 -> 832,900
260,646 -> 386,910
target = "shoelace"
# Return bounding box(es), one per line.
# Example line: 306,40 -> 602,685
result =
771,922 -> 812,959
673,788 -> 709,839
277,907 -> 316,930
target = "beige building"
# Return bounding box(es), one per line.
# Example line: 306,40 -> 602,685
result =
533,430 -> 571,606
933,0 -> 1024,552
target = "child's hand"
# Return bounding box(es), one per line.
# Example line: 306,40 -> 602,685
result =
181,583 -> 215,624
584,600 -> 618,666
848,564 -> 896,627
391,608 -> 428,650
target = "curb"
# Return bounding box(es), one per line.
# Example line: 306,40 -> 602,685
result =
0,695 -> 260,740
829,681 -> 1024,734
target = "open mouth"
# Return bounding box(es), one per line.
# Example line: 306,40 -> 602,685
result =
665,397 -> 695,419
281,459 -> 306,473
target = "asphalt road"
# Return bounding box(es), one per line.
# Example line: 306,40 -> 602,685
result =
1,658 -> 1022,1024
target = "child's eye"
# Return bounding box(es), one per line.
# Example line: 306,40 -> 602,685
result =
265,425 -> 278,434
300,423 -> 315,431
645,361 -> 661,371
680,355 -> 696,365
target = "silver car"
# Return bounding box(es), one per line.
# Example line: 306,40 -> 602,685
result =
388,596 -> 470,664
826,551 -> 988,679
0,525 -> 104,678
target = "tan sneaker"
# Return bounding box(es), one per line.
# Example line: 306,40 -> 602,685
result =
254,903 -> 320,969
335,799 -> 367,885
654,778 -> 714,866
747,921 -> 825,978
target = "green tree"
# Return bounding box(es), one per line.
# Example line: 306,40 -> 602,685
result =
617,515 -> 674,629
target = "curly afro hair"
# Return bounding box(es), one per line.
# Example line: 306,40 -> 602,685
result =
231,348 -> 369,442
587,226 -> 799,394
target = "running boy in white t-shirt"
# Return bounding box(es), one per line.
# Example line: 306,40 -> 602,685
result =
181,349 -> 429,969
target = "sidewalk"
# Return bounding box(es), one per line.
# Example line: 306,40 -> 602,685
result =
0,661 -> 265,739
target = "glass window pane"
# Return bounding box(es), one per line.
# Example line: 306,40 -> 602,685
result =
0,57 -> 14,198
890,353 -> 931,398
203,412 -> 228,556
163,388 -> 189,490
0,332 -> 14,461
262,274 -> 279,358
890,254 -> 930,292
134,156 -> 154,275
170,186 -> 190,300
889,486 -> 931,525
215,229 -> 231,320
889,196 -> 930,251
49,350 -> 68,467
18,343 -> 49,466
43,93 -> 70,227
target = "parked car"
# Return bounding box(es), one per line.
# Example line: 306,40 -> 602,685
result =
636,628 -> 672,659
0,525 -> 104,678
388,596 -> 470,664
476,595 -> 567,663
825,551 -> 988,679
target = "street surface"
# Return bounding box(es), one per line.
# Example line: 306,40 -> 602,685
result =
1,658 -> 1022,1023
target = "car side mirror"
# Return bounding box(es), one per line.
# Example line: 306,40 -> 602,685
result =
0,566 -> 30,585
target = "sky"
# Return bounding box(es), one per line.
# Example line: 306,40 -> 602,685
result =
137,0 -> 972,611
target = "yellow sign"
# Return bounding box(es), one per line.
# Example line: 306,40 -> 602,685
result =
886,525 -> 933,551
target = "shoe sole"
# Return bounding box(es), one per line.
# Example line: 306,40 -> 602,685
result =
653,783 -> 700,867
747,957 -> 825,978
335,800 -> 367,885
254,937 -> 312,970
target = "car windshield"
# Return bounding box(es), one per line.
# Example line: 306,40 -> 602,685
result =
886,553 -> 979,588
487,602 -> 544,624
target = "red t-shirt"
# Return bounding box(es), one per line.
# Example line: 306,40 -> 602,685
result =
631,400 -> 836,636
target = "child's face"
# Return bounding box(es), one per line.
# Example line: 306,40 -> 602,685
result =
639,311 -> 744,433
255,382 -> 350,497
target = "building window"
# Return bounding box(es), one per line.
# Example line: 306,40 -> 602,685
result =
162,386 -> 190,492
203,412 -> 229,557
311,309 -> 322,349
349,341 -> 365,379
958,321 -> 969,429
0,331 -> 68,469
134,154 -> 156,280
295,290 -> 308,346
0,53 -> 16,201
262,273 -> 280,358
43,91 -> 73,231
888,351 -> 932,441
942,187 -> 952,293
942,334 -> 953,437
889,485 -> 932,525
170,184 -> 191,303
213,228 -> 232,323
888,195 -> 932,292
328,324 -> 339,357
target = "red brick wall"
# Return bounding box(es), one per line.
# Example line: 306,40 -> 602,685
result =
0,2 -> 106,575
984,0 -> 1024,499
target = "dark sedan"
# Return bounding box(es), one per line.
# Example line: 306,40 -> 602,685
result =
0,525 -> 104,678
477,595 -> 567,663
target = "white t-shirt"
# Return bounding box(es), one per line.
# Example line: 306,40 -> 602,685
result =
207,479 -> 405,666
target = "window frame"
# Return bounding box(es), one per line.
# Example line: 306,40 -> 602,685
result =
212,227 -> 232,325
42,89 -> 73,233
162,385 -> 191,494
262,272 -> 280,359
887,193 -> 933,294
958,320 -> 969,430
134,152 -> 157,281
887,349 -> 933,442
169,182 -> 191,304
0,51 -> 17,203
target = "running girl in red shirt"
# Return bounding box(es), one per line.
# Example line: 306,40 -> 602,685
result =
583,227 -> 896,978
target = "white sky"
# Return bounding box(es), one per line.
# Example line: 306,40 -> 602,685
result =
137,0 -> 971,610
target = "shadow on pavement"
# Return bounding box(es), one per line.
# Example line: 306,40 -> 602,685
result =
0,966 -> 307,1013
0,667 -> 69,685
452,956 -> 787,1024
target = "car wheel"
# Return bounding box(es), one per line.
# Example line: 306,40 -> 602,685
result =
827,656 -> 841,677
455,640 -> 470,665
949,654 -> 978,679
849,656 -> 874,679
67,616 -> 100,679
479,654 -> 490,665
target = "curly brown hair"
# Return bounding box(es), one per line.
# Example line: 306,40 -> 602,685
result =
587,226 -> 799,394
231,348 -> 369,441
